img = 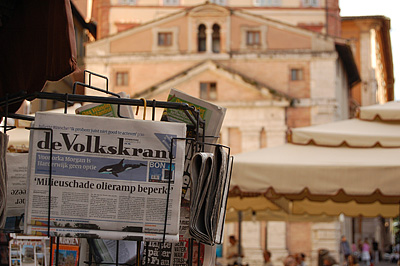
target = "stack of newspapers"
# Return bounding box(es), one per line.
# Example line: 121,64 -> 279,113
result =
24,112 -> 186,241
189,145 -> 229,245
161,89 -> 230,245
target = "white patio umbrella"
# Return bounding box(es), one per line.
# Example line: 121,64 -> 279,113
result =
228,101 -> 400,218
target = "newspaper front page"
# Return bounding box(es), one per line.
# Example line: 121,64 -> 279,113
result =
25,112 -> 185,241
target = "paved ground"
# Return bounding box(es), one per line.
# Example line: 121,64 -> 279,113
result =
375,261 -> 398,266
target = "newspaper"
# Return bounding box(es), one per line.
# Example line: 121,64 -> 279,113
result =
0,132 -> 9,228
6,153 -> 28,217
161,88 -> 226,144
189,146 -> 229,245
25,112 -> 186,241
88,239 -> 141,266
75,92 -> 134,118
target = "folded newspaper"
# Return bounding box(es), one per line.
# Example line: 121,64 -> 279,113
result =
25,112 -> 186,241
189,145 -> 229,245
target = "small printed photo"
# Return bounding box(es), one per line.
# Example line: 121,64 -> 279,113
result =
11,244 -> 20,251
36,244 -> 44,253
22,245 -> 35,263
36,253 -> 45,266
11,259 -> 21,266
11,250 -> 20,259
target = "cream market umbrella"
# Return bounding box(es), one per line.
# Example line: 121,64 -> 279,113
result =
228,101 -> 400,218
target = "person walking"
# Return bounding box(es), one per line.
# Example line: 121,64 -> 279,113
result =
227,235 -> 244,266
340,236 -> 351,265
361,238 -> 371,266
263,250 -> 273,266
372,238 -> 379,263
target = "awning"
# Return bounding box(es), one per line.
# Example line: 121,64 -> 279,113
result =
229,101 -> 400,218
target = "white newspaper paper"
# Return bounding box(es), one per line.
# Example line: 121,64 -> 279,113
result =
6,153 -> 28,217
25,112 -> 185,241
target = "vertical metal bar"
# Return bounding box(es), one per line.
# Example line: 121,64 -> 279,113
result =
55,236 -> 60,266
197,242 -> 201,266
188,238 -> 193,266
152,100 -> 156,121
238,211 -> 243,266
145,241 -> 149,266
158,242 -> 162,266
64,93 -> 68,114
48,130 -> 53,236
137,241 -> 141,266
116,240 -> 119,266
4,94 -> 8,134
49,237 -> 54,266
88,239 -> 93,266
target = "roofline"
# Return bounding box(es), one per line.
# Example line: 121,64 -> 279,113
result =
134,60 -> 294,102
71,2 -> 97,38
341,15 -> 391,21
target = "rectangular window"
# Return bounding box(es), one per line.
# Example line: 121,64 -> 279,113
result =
302,0 -> 318,7
210,0 -> 227,6
246,31 -> 260,45
163,0 -> 179,6
118,0 -> 136,5
290,69 -> 304,81
200,82 -> 217,100
158,32 -> 172,46
116,72 -> 129,86
254,0 -> 281,6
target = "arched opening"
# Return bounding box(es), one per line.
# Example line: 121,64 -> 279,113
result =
212,24 -> 220,53
198,24 -> 206,52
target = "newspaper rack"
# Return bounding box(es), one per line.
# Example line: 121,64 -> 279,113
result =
0,71 -> 233,266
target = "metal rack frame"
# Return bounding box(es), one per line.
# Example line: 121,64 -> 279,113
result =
0,71 -> 232,266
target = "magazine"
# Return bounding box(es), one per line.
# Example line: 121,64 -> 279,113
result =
24,112 -> 186,241
161,88 -> 226,144
75,92 -> 134,118
9,237 -> 48,266
51,238 -> 80,266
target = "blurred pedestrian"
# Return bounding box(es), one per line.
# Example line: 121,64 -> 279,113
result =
361,238 -> 371,266
348,254 -> 359,266
323,255 -> 339,266
300,253 -> 307,266
227,235 -> 244,266
372,238 -> 379,263
284,255 -> 297,266
263,250 -> 273,266
340,236 -> 351,265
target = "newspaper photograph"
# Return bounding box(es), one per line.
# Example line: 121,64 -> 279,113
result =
25,112 -> 186,241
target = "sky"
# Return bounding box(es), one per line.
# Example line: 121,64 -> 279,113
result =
339,0 -> 399,100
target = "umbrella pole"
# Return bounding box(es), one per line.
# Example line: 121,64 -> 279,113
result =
238,210 -> 242,266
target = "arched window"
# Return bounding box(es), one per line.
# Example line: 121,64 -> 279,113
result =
198,24 -> 206,52
212,24 -> 220,53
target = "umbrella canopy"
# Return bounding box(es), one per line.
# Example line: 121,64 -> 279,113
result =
229,101 -> 400,218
